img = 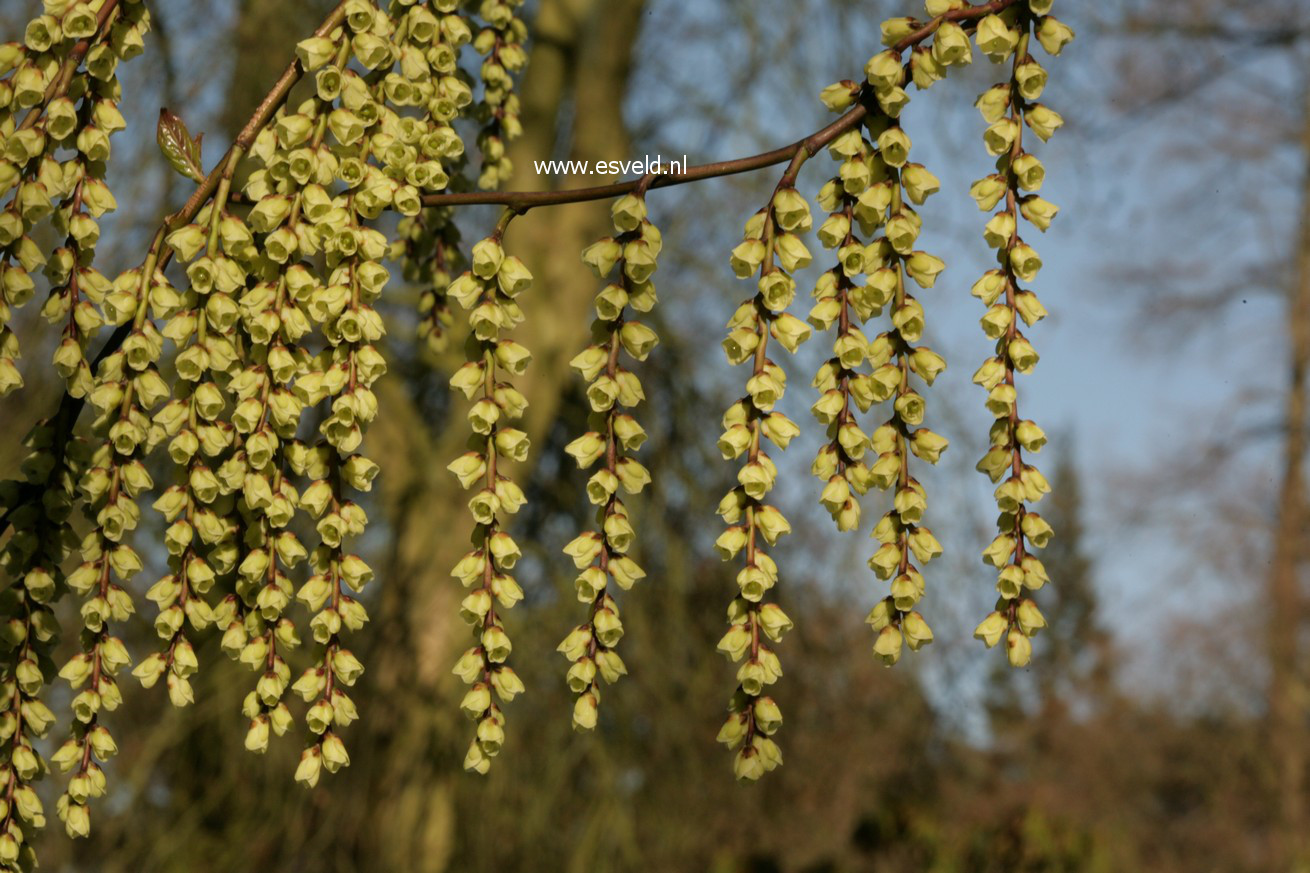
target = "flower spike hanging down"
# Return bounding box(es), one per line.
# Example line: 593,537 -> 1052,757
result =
0,423 -> 85,862
715,168 -> 812,781
807,121 -> 883,536
968,2 -> 1070,667
446,215 -> 531,773
814,26 -> 959,670
468,0 -> 525,189
852,101 -> 949,667
559,189 -> 660,730
215,23 -> 353,761
55,251 -> 165,840
406,205 -> 463,356
237,0 -> 467,783
287,174 -> 390,786
132,164 -> 247,719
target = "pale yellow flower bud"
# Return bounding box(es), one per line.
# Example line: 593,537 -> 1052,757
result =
1010,243 -> 1042,281
932,20 -> 972,66
903,612 -> 934,650
1014,60 -> 1047,101
1025,104 -> 1065,141
901,163 -> 940,204
1017,598 -> 1047,635
873,625 -> 903,666
876,128 -> 911,167
865,50 -> 905,93
975,14 -> 1019,62
984,118 -> 1019,156
974,611 -> 1008,647
610,194 -> 647,232
983,534 -> 1016,567
1036,16 -> 1075,56
1020,195 -> 1059,230
753,505 -> 792,545
582,238 -> 622,277
772,187 -> 811,232
904,251 -> 945,288
471,238 -> 504,279
1006,629 -> 1032,667
880,17 -> 916,47
820,80 -> 859,112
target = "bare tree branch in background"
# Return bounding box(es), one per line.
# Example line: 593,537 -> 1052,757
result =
1098,2 -> 1310,866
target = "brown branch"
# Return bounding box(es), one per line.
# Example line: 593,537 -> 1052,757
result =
423,106 -> 869,212
164,0 -> 351,231
424,0 -> 1023,213
893,0 -> 1022,51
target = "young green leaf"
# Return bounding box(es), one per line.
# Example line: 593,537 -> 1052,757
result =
156,108 -> 206,184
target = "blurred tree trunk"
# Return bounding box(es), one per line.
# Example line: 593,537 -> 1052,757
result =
1268,77 -> 1310,872
220,0 -> 337,140
502,0 -> 646,441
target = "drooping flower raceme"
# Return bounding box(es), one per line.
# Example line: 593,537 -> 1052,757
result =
447,229 -> 531,773
807,123 -> 881,537
856,111 -> 949,667
715,186 -> 811,781
559,193 -> 660,730
54,259 -> 165,839
0,424 -> 84,862
405,204 -> 463,356
968,4 -> 1070,667
467,0 -> 525,188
